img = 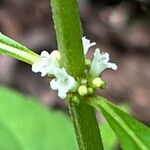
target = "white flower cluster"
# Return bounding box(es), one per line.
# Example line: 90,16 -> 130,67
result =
32,37 -> 117,99
82,37 -> 117,77
32,50 -> 77,99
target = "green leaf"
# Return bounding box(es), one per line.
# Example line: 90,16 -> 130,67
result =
0,33 -> 30,51
88,96 -> 150,150
0,33 -> 40,64
100,104 -> 131,150
0,86 -> 77,150
100,121 -> 118,150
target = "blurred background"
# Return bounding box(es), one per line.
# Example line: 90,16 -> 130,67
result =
0,0 -> 150,125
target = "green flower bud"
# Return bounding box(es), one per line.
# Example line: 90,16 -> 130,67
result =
92,77 -> 103,88
72,96 -> 80,104
87,87 -> 94,95
100,80 -> 106,89
81,79 -> 87,85
85,59 -> 91,66
78,85 -> 88,96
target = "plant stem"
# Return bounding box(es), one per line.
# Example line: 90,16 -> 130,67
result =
69,102 -> 103,150
51,0 -> 85,77
50,0 -> 103,149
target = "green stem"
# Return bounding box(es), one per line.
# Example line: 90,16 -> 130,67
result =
69,102 -> 103,150
50,0 -> 103,149
51,0 -> 85,77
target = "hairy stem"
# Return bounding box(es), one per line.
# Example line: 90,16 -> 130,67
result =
50,0 -> 103,149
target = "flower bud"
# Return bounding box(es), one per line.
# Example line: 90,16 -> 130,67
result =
85,59 -> 91,66
78,85 -> 88,96
100,81 -> 106,89
87,87 -> 94,95
92,77 -> 103,88
81,79 -> 87,85
72,96 -> 80,104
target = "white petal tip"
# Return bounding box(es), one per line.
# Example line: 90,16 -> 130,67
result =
41,51 -> 49,57
112,64 -> 118,70
32,65 -> 39,73
58,92 -> 66,99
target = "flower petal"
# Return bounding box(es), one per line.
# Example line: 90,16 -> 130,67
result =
32,61 -> 43,73
32,50 -> 61,77
90,48 -> 117,77
58,90 -> 67,99
50,79 -> 59,90
82,37 -> 96,55
41,51 -> 49,58
50,68 -> 77,99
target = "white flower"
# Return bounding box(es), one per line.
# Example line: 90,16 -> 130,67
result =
32,50 -> 77,99
90,48 -> 117,77
82,37 -> 96,55
50,68 -> 77,99
32,50 -> 60,77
